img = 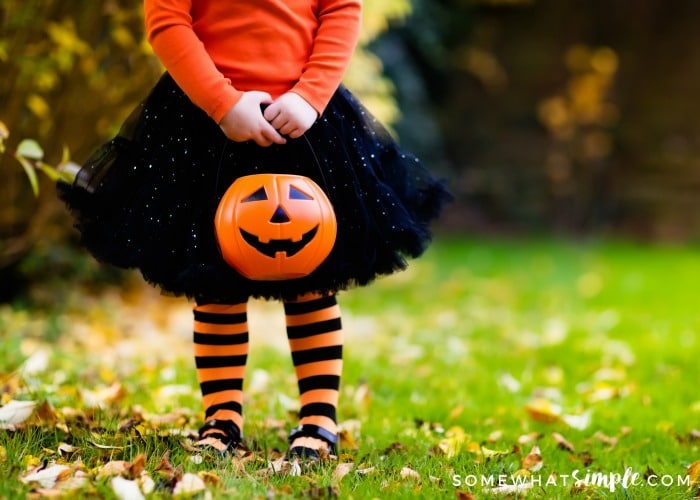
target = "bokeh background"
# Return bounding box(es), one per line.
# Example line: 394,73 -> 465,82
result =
2,0 -> 700,300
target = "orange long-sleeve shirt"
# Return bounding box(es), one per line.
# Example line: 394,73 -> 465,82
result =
144,0 -> 362,123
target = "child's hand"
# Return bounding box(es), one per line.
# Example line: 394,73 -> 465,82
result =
263,93 -> 319,139
219,91 -> 286,147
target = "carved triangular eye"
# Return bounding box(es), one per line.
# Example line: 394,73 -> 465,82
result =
289,185 -> 313,200
243,187 -> 268,202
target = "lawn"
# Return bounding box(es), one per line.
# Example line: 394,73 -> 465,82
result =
1,236 -> 699,498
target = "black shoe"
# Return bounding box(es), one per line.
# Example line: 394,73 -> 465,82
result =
196,419 -> 242,453
287,424 -> 338,461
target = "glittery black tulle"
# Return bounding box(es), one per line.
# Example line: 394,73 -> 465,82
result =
58,73 -> 451,303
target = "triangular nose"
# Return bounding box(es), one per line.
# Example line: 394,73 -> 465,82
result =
270,205 -> 290,223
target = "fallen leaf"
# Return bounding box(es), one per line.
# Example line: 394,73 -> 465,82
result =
436,426 -> 469,458
199,471 -> 221,486
173,473 -> 206,495
487,430 -> 503,443
456,491 -> 476,499
517,432 -> 542,445
139,472 -> 156,495
356,466 -> 376,475
81,382 -> 125,408
20,349 -> 50,376
400,467 -> 421,481
34,400 -> 57,425
577,450 -> 594,467
155,450 -> 179,481
0,400 -> 36,425
481,446 -> 510,458
561,411 -> 591,430
289,459 -> 302,477
20,464 -> 71,488
524,398 -> 561,423
688,460 -> 700,486
353,382 -> 372,411
448,404 -> 465,420
110,476 -> 144,500
97,461 -> 132,479
466,442 -> 510,460
429,475 -> 442,485
522,445 -> 543,471
332,463 -> 354,484
338,428 -> 358,450
130,454 -> 146,479
36,469 -> 89,494
267,457 -> 290,475
593,431 -> 618,447
498,373 -> 522,393
57,443 -> 79,456
552,432 -> 575,453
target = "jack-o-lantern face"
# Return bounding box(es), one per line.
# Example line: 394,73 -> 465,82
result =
215,174 -> 337,280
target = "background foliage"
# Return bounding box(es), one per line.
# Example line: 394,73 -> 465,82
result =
378,0 -> 700,239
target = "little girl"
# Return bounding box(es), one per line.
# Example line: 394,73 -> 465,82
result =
59,0 -> 450,459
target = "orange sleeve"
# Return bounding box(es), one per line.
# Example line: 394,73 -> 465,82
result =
144,0 -> 243,123
291,0 -> 362,114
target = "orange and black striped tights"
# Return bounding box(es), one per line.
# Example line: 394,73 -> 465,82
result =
192,293 -> 342,450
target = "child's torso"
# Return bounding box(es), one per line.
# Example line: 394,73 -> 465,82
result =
190,0 -> 319,95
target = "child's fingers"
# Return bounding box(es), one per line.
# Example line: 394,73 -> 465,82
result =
259,121 -> 286,146
287,127 -> 305,139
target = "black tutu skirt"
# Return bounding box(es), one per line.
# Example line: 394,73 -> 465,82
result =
58,73 -> 451,303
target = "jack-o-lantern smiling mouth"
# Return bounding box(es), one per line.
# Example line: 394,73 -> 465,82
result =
239,225 -> 319,258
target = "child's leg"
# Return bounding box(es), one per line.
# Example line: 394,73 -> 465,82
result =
283,293 -> 343,454
193,302 -> 248,450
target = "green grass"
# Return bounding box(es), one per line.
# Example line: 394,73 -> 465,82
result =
1,237 -> 699,498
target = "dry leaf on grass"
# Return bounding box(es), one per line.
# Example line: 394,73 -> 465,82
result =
400,467 -> 421,481
522,445 -> 543,471
592,431 -> 618,447
524,398 -> 591,430
20,463 -> 71,488
688,459 -> 700,487
356,466 -> 376,475
81,382 -> 125,408
456,490 -> 476,500
0,400 -> 36,425
332,463 -> 354,484
97,453 -> 146,480
487,430 -> 503,443
517,432 -> 542,445
110,476 -> 145,500
97,461 -> 132,479
338,428 -> 359,450
436,426 -> 469,458
173,473 -> 207,495
561,411 -> 591,431
524,398 -> 561,423
552,432 -> 575,453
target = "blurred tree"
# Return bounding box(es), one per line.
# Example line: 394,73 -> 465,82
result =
377,0 -> 700,238
0,0 -> 411,301
0,1 -> 159,294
